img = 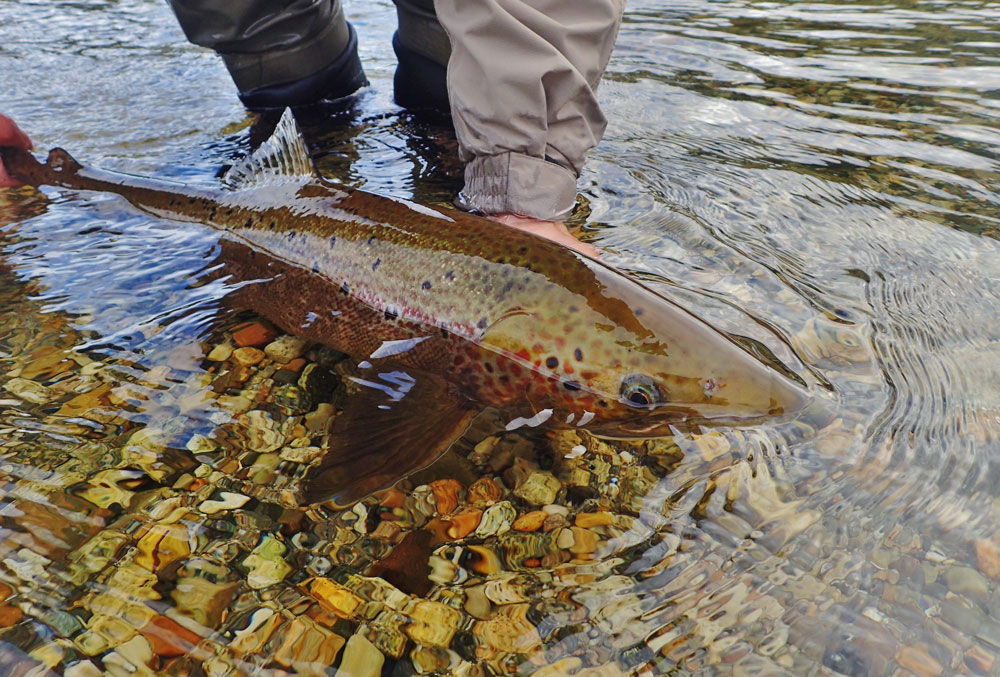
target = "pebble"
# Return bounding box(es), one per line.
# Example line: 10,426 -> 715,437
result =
404,600 -> 463,647
575,512 -> 613,528
335,634 -> 383,677
894,644 -> 943,677
232,346 -> 265,367
943,565 -> 991,602
513,470 -> 562,506
309,578 -> 364,619
198,491 -> 250,515
207,343 -> 234,362
513,511 -> 548,532
974,534 -> 1000,580
476,501 -> 517,538
265,335 -> 309,363
445,508 -> 484,539
3,377 -> 52,404
279,445 -> 323,463
232,321 -> 279,348
430,479 -> 465,515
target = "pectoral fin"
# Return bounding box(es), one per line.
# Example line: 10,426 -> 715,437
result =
302,367 -> 478,507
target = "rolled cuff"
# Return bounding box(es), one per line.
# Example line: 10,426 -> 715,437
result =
457,153 -> 578,222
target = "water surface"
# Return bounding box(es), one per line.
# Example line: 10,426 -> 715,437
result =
1,0 -> 999,674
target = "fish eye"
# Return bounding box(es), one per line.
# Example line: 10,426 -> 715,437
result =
620,374 -> 662,408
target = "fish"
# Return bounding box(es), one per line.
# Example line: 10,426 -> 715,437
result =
0,110 -> 813,506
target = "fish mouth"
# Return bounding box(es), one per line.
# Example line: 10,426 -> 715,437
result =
589,396 -> 824,438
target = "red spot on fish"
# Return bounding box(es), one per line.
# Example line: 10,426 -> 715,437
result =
515,349 -> 531,362
581,371 -> 598,380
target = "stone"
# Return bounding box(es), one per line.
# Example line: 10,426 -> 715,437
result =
280,445 -> 323,464
335,634 -> 383,677
273,617 -> 346,672
943,565 -> 991,602
476,501 -> 517,538
171,575 -> 238,628
243,535 -> 292,589
575,512 -> 613,528
304,403 -> 334,434
239,410 -> 286,453
3,377 -> 52,404
232,321 -> 279,348
430,479 -> 465,515
467,477 -> 504,507
265,335 -> 309,363
232,346 -> 265,367
198,491 -> 250,515
404,600 -> 463,647
512,511 -> 548,532
974,534 -> 1000,580
894,644 -> 942,677
135,522 -> 191,573
513,471 -> 562,506
139,614 -> 203,657
207,343 -> 234,362
309,578 -> 365,619
445,508 -> 484,539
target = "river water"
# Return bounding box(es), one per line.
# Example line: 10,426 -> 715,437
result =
1,0 -> 999,674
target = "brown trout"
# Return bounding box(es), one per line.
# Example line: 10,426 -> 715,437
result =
0,111 -> 811,505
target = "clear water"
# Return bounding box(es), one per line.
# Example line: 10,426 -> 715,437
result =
1,0 -> 999,674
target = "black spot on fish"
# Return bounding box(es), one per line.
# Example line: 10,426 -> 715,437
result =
568,305 -> 579,313
245,218 -> 253,228
340,282 -> 350,294
269,221 -> 276,230
368,236 -> 376,246
287,232 -> 296,241
226,208 -> 233,215
635,308 -> 644,317
485,363 -> 494,373
372,258 -> 381,272
519,247 -> 528,254
209,207 -> 217,219
598,400 -> 608,408
445,271 -> 455,280
312,262 -> 320,274
384,308 -> 399,320
546,357 -> 558,369
422,281 -> 431,290
563,380 -> 581,391
329,235 -> 336,247
502,281 -> 514,294
574,348 -> 584,362
440,327 -> 450,339
477,318 -> 489,329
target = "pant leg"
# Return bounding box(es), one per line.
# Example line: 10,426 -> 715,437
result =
167,0 -> 366,108
434,0 -> 625,221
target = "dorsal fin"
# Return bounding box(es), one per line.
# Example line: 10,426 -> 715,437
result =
222,108 -> 316,190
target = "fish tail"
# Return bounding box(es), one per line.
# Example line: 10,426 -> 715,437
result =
0,146 -> 86,190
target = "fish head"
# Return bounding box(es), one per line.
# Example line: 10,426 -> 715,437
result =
483,256 -> 810,436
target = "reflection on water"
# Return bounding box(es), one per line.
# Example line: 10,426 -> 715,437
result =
1,0 -> 1000,674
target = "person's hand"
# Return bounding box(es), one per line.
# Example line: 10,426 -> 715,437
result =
488,213 -> 599,259
0,115 -> 33,188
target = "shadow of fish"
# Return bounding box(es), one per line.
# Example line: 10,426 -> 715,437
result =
0,110 -> 813,506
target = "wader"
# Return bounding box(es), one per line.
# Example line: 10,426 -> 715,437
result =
167,0 -> 624,220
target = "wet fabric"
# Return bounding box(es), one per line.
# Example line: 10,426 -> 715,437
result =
167,0 -> 624,221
